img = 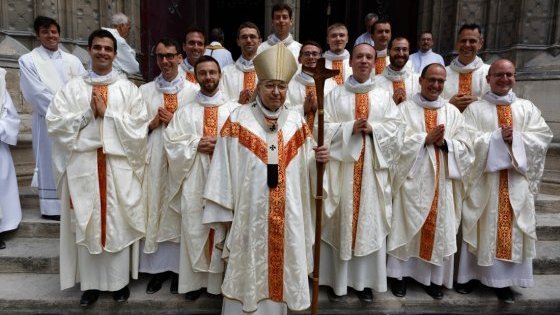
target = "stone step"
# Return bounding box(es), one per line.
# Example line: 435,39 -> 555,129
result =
14,210 -> 59,239
0,273 -> 558,315
1,237 -> 560,276
536,212 -> 560,241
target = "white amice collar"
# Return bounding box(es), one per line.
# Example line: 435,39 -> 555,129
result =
376,48 -> 388,58
482,90 -> 517,105
84,69 -> 120,85
449,56 -> 484,73
383,65 -> 409,82
180,60 -> 195,73
235,56 -> 255,72
155,72 -> 184,94
345,75 -> 375,94
196,90 -> 227,107
413,93 -> 445,109
38,45 -> 62,59
295,71 -> 315,86
267,33 -> 295,46
323,50 -> 350,61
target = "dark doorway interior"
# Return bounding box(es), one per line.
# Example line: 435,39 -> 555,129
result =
208,0 -> 265,60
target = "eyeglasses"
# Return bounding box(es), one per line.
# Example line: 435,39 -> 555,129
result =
490,72 -> 516,78
156,53 -> 179,60
302,51 -> 321,57
263,82 -> 288,91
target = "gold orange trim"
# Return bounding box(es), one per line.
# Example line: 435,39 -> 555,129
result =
285,125 -> 311,166
419,108 -> 439,261
496,104 -> 513,260
163,93 -> 178,113
458,72 -> 473,95
352,93 -> 369,249
305,85 -> 317,129
93,85 -> 108,248
186,71 -> 197,84
243,71 -> 257,93
220,118 -> 267,164
375,57 -> 386,75
332,60 -> 344,85
392,80 -> 406,102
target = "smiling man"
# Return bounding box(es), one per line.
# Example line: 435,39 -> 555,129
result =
457,59 -> 552,303
257,3 -> 302,59
181,27 -> 206,84
102,13 -> 139,75
374,37 -> 420,105
443,24 -> 490,112
138,37 -> 197,297
323,23 -> 353,92
387,63 -> 472,300
320,43 -> 404,303
19,16 -> 86,221
203,43 -> 329,314
220,21 -> 262,104
47,29 -> 148,307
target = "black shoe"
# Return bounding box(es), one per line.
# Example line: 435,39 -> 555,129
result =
146,272 -> 170,294
495,287 -> 514,304
423,284 -> 444,300
170,273 -> 179,294
0,240 -> 5,249
113,286 -> 130,303
326,287 -> 343,303
391,279 -> 407,297
184,288 -> 203,301
455,280 -> 476,294
80,290 -> 100,307
41,214 -> 60,221
356,288 -> 373,303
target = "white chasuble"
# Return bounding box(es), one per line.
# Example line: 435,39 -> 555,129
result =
47,71 -> 148,290
374,66 -> 420,103
442,57 -> 490,102
164,91 -> 238,294
388,96 -> 473,271
461,96 -> 552,267
220,57 -> 257,103
203,103 -> 318,312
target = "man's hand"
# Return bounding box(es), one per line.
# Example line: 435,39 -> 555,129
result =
303,93 -> 318,114
449,94 -> 478,112
501,125 -> 513,144
197,136 -> 217,155
91,91 -> 106,118
158,107 -> 174,125
238,89 -> 253,104
426,124 -> 445,145
148,113 -> 161,131
392,88 -> 406,105
314,145 -> 329,163
352,118 -> 372,135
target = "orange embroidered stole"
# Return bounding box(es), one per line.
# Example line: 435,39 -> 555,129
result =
163,94 -> 178,113
352,93 -> 369,249
392,80 -> 406,102
243,71 -> 257,94
458,72 -> 473,95
203,106 -> 219,258
305,85 -> 317,128
332,60 -> 344,85
93,85 -> 108,248
375,57 -> 386,75
419,108 -> 440,261
186,71 -> 196,84
496,105 -> 514,260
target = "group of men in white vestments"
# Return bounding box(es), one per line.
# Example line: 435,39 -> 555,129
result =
2,5 -> 553,313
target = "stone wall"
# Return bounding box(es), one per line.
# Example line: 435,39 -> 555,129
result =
418,0 -> 560,141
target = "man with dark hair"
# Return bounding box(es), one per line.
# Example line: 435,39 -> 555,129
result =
138,37 -> 197,297
220,21 -> 262,104
204,27 -> 234,69
370,20 -> 412,75
388,63 -> 472,300
288,41 -> 329,128
46,29 -> 148,307
409,31 -> 445,74
257,3 -> 301,58
354,12 -> 379,46
165,55 -> 238,301
442,23 -> 490,112
181,27 -> 206,84
374,37 -> 420,105
19,16 -> 85,221
457,59 -> 552,303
